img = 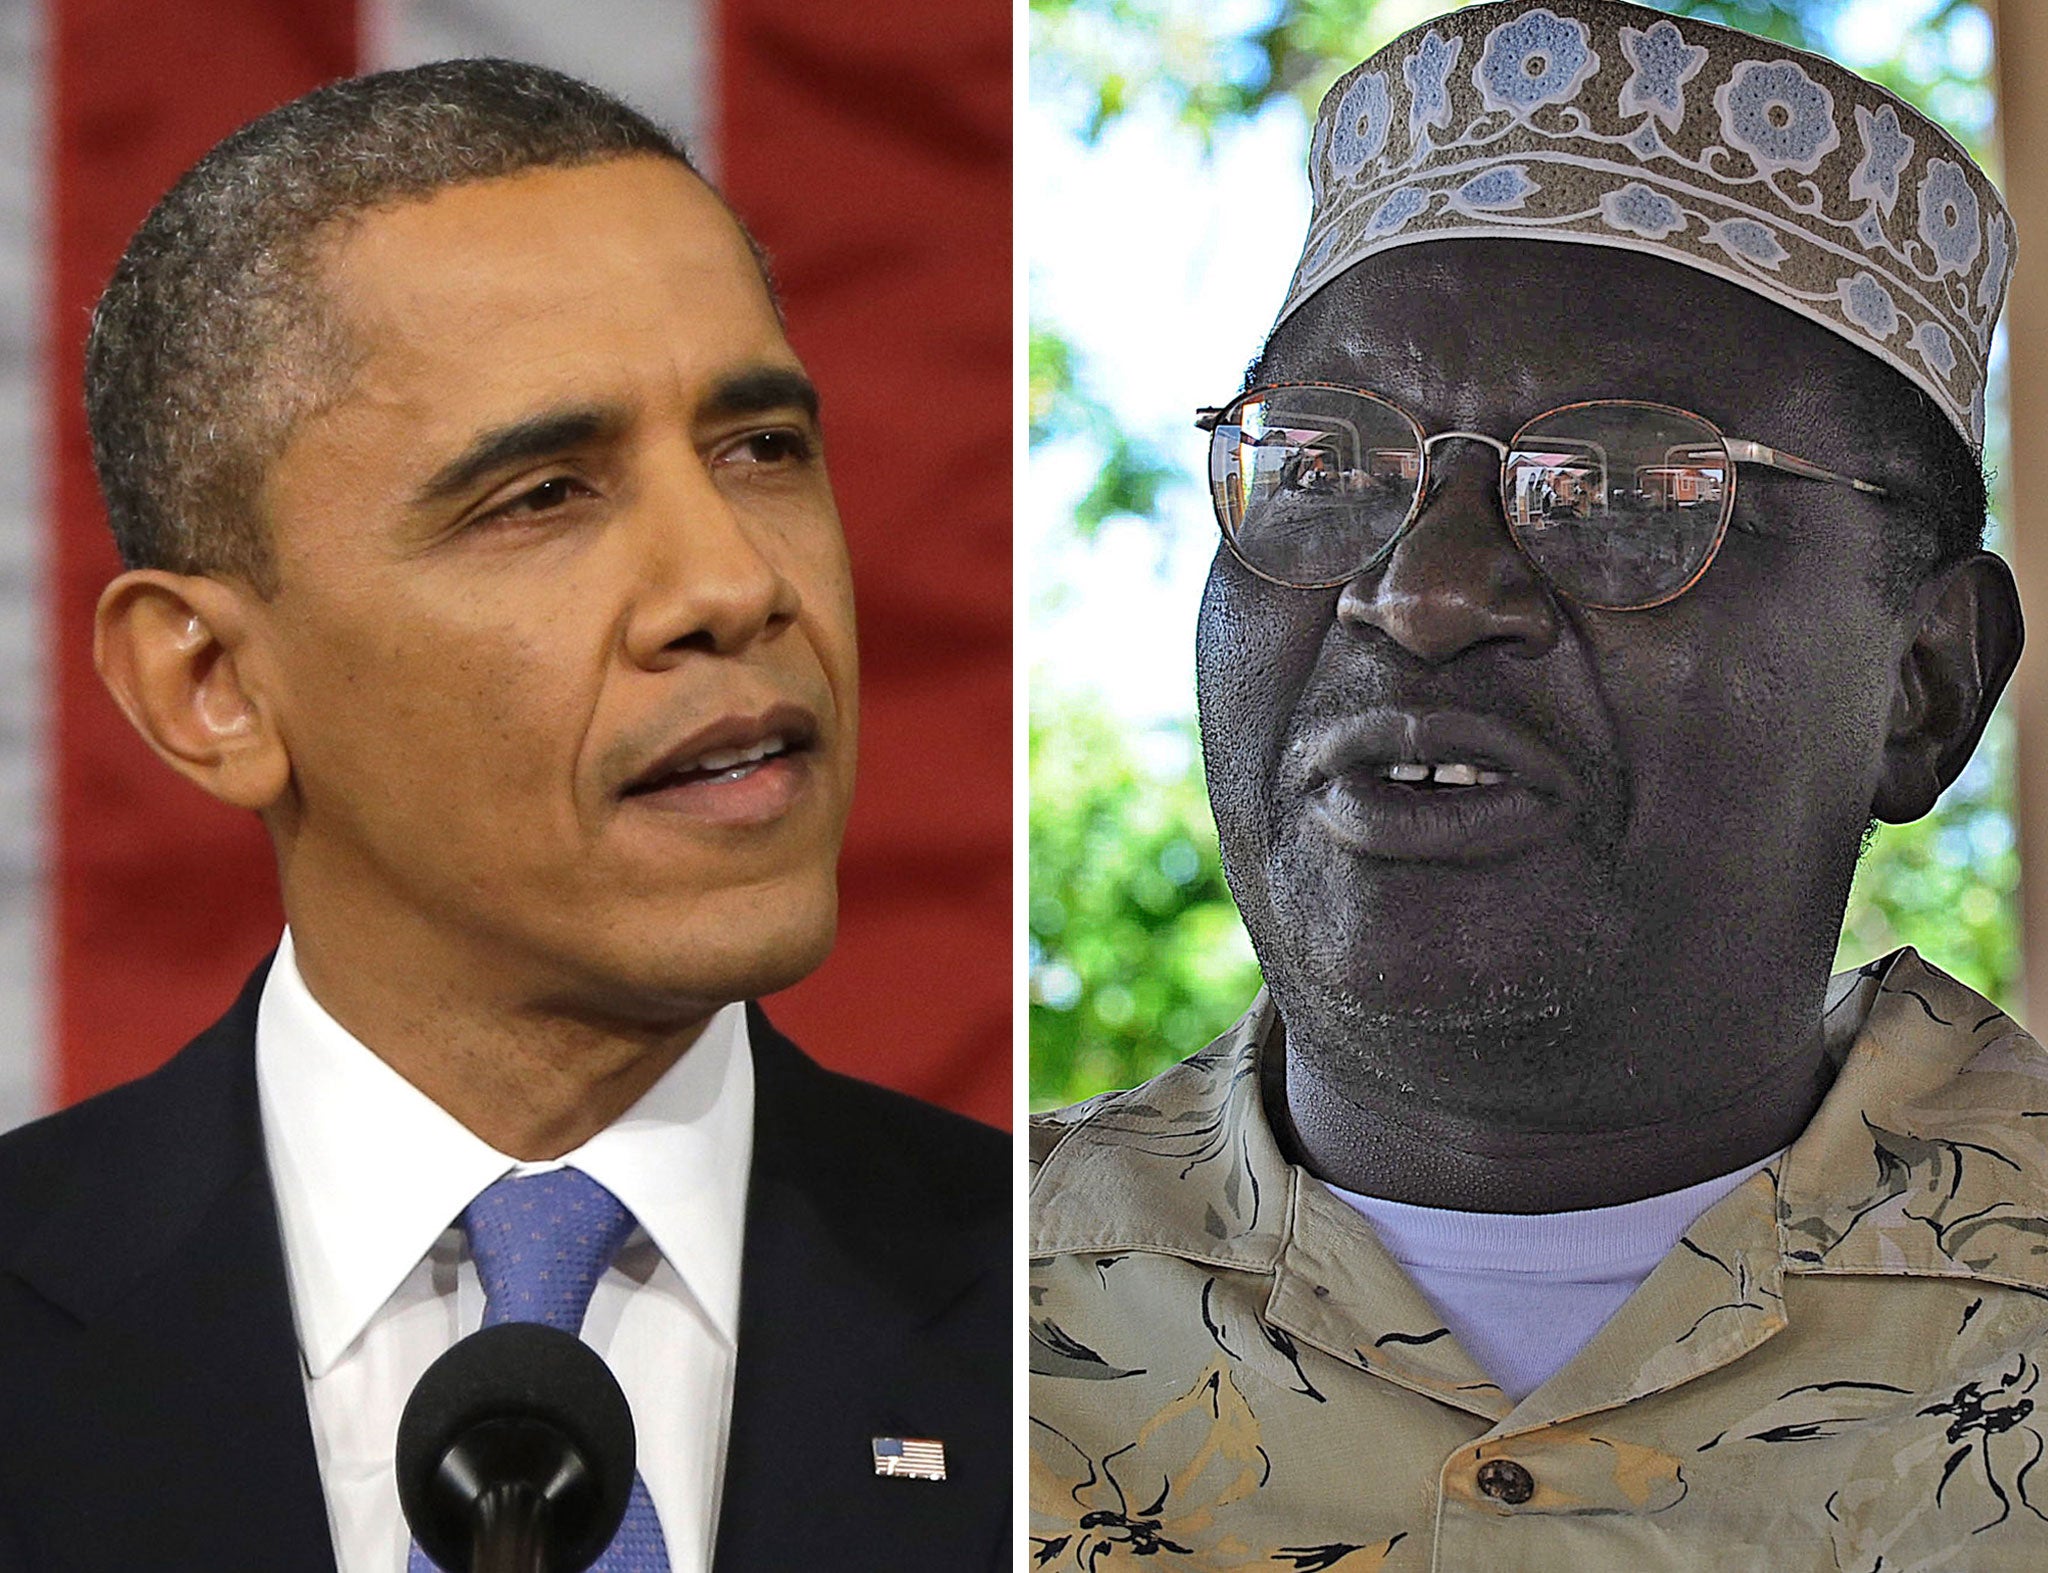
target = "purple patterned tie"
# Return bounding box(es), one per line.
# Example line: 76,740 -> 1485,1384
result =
407,1168 -> 674,1572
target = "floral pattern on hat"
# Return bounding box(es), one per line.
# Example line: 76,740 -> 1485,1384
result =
1919,158 -> 1984,275
1475,8 -> 1600,116
1851,102 -> 1915,216
1619,19 -> 1706,132
1716,58 -> 1839,175
1327,69 -> 1393,183
1450,163 -> 1540,213
1405,30 -> 1463,149
1839,270 -> 1900,340
1601,181 -> 1685,240
1279,0 -> 2014,446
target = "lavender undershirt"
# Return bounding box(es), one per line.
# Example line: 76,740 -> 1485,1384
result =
1326,1150 -> 1782,1403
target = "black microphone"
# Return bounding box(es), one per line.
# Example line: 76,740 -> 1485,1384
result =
396,1322 -> 637,1573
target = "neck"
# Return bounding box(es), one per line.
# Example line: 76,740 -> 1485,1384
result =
1272,985 -> 1840,1212
287,921 -> 718,1161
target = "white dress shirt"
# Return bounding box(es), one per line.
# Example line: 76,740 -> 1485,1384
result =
255,929 -> 754,1573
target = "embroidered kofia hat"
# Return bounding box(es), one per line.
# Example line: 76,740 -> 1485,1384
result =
1280,1 -> 2013,446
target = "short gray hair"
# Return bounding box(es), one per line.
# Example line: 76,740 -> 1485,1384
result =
85,58 -> 713,591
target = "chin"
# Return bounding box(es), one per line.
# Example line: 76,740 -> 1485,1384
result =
1292,951 -> 1592,1034
1251,858 -> 1626,1049
576,876 -> 841,1021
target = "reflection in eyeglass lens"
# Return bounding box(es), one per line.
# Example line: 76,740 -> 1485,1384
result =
1508,410 -> 1728,609
1208,389 -> 1735,608
1215,389 -> 1421,584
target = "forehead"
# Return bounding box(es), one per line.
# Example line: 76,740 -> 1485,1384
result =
1261,238 -> 1889,444
313,155 -> 789,419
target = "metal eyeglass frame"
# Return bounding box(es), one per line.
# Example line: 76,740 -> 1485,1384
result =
1193,383 -> 1889,611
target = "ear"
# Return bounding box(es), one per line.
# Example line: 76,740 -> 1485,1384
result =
1871,551 -> 2023,823
93,569 -> 292,812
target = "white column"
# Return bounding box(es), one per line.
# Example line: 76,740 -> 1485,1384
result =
360,0 -> 718,176
1993,0 -> 2046,1019
0,0 -> 48,1130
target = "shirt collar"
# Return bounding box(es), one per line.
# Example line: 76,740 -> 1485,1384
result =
1032,949 -> 2048,1295
1778,948 -> 2048,1290
256,929 -> 754,1378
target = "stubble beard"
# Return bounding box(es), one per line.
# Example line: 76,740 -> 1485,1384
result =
1238,765 -> 1666,1133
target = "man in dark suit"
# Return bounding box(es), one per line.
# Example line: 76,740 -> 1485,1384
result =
0,60 -> 1006,1572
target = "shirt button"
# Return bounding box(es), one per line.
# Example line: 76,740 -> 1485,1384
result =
1476,1458 -> 1535,1505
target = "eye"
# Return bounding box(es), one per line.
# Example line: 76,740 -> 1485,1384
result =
485,475 -> 596,521
716,427 -> 818,471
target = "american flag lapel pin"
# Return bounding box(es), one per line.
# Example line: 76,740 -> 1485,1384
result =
872,1435 -> 947,1481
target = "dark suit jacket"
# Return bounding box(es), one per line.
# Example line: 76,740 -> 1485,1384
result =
0,964 -> 1010,1571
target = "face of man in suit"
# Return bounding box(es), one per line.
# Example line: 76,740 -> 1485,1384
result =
97,156 -> 858,1142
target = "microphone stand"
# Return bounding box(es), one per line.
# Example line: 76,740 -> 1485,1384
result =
399,1322 -> 635,1573
471,1481 -> 550,1573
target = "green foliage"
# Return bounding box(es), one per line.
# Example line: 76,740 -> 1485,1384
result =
1029,0 -> 2020,1107
1029,323 -> 1177,535
1031,0 -> 1441,147
1837,714 -> 2020,1001
1029,697 -> 1263,1109
1027,325 -> 1073,448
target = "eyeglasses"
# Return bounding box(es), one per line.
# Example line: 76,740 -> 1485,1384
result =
1194,384 -> 1887,611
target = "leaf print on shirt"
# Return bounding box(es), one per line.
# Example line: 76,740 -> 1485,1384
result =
1201,1277 -> 1327,1402
1587,1436 -> 1689,1513
1031,1361 -> 1274,1569
1917,1355 -> 2048,1533
1273,1537 -> 1409,1570
1699,1378 -> 1914,1450
1729,1357 -> 2048,1560
1032,1314 -> 1147,1383
1077,1047 -> 1271,1236
1782,1094 -> 2048,1276
1671,1233 -> 1781,1345
1033,954 -> 2048,1568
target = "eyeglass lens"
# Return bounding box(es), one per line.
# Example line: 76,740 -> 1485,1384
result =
1209,388 -> 1732,610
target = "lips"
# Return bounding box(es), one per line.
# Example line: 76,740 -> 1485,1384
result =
617,701 -> 821,821
1299,707 -> 1577,862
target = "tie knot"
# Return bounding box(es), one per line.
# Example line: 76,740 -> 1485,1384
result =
459,1167 -> 637,1333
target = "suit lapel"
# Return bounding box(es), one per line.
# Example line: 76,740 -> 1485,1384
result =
1,982 -> 1004,1571
713,1011 -> 1005,1573
4,965 -> 336,1573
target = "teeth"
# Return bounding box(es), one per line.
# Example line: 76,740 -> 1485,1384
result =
1378,761 -> 1508,786
687,735 -> 786,774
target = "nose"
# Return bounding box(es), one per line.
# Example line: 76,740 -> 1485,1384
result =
623,447 -> 803,665
1337,436 -> 1560,663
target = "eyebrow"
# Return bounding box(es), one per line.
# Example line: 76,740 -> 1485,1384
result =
408,368 -> 823,511
411,405 -> 627,509
703,366 -> 821,423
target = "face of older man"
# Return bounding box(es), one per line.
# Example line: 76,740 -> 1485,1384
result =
242,155 -> 858,1022
1196,239 -> 1946,1126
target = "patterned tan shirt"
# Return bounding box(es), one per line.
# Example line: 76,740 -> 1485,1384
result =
1030,951 -> 2048,1571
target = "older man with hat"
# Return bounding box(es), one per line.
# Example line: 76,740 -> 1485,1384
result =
1030,3 -> 2040,1567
